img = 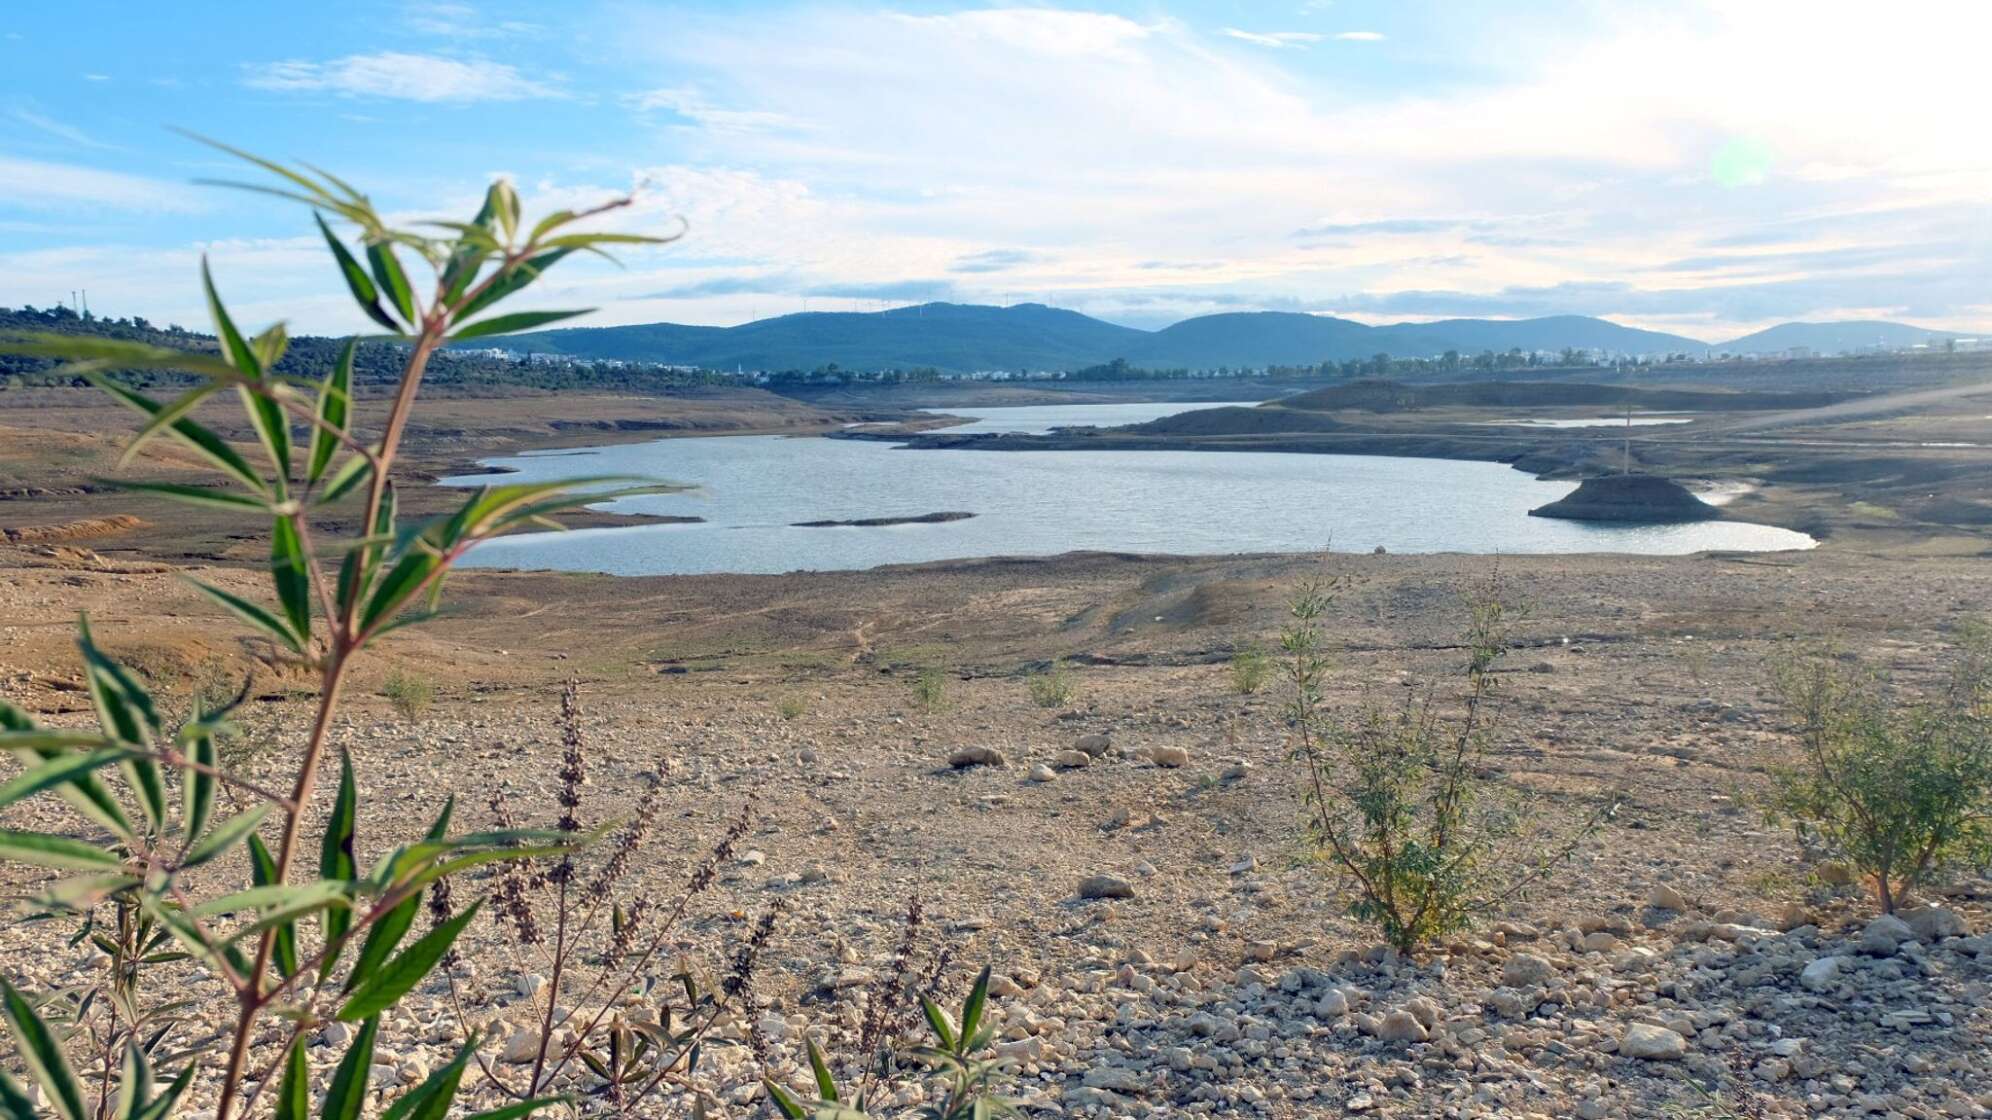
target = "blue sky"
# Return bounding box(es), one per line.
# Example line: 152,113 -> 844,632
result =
3,1 -> 1989,342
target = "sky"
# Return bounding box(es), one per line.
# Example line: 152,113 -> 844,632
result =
3,0 -> 1991,343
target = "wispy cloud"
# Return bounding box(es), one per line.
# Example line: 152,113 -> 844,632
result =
1222,28 -> 1323,48
402,1 -> 542,38
949,248 -> 1042,273
243,52 -> 561,102
0,157 -> 202,213
1334,31 -> 1385,41
624,87 -> 797,133
8,106 -> 111,149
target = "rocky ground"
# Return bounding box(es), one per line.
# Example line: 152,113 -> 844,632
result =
3,387 -> 1991,1117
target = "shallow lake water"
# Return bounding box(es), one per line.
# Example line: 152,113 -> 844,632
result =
445,402 -> 1814,576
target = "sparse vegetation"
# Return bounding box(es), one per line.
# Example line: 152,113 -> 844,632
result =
1763,629 -> 1992,913
912,665 -> 949,713
381,668 -> 435,721
1229,642 -> 1272,694
1285,574 -> 1611,953
1026,659 -> 1077,709
0,141 -> 669,1119
778,693 -> 810,720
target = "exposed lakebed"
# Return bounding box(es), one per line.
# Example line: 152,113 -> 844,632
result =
444,400 -> 1814,576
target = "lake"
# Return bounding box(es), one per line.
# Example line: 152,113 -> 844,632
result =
445,402 -> 1815,576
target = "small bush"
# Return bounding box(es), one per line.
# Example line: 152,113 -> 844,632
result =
382,668 -> 435,721
1027,659 -> 1077,708
777,693 -> 810,720
1230,643 -> 1272,694
912,665 -> 949,713
1763,630 -> 1992,913
1285,574 -> 1609,953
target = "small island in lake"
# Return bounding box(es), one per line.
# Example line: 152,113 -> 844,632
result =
1529,474 -> 1721,523
791,511 -> 976,528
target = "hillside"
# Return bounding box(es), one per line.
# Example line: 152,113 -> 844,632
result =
503,303 -> 1715,372
1719,320 -> 1963,355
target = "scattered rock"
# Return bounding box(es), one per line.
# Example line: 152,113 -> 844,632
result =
1074,733 -> 1112,757
1501,953 -> 1554,988
1799,956 -> 1844,992
1376,1009 -> 1429,1043
1647,883 -> 1690,911
1078,874 -> 1134,900
1148,746 -> 1190,768
948,746 -> 1007,768
1860,914 -> 1915,955
1028,763 -> 1056,783
1618,1023 -> 1688,1060
1051,749 -> 1092,769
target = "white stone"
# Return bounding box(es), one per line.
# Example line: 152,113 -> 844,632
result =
1619,1023 -> 1688,1060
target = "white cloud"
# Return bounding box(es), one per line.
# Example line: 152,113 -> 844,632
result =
1222,29 -> 1323,48
0,157 -> 203,213
1334,31 -> 1385,41
243,52 -> 561,103
8,107 -> 110,149
403,2 -> 542,38
623,88 -> 798,134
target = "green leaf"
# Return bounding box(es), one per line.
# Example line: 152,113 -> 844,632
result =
337,899 -> 481,1021
959,965 -> 992,1045
920,994 -> 957,1052
131,1064 -> 193,1120
114,1040 -> 152,1120
85,374 -> 268,495
379,1037 -> 475,1120
0,710 -> 133,841
246,834 -> 298,978
271,1036 -> 309,1120
185,579 -> 303,654
762,1080 -> 807,1120
317,449 -> 374,506
320,750 -> 358,976
317,214 -> 401,333
344,889 -> 420,994
321,1017 -> 379,1120
75,619 -> 166,830
310,339 -> 356,483
116,385 -> 220,469
0,333 -> 238,379
181,804 -> 271,869
425,795 -> 456,841
0,748 -> 134,812
367,241 -> 417,325
450,309 -> 591,342
235,382 -> 293,491
0,978 -> 87,1120
360,550 -> 442,635
182,724 -> 216,842
201,258 -> 260,376
111,480 -> 271,513
0,829 -> 125,871
271,516 -> 312,644
808,1039 -> 838,1102
461,1099 -> 567,1120
454,249 -> 571,322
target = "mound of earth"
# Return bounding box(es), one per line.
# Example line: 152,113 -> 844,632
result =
1529,474 -> 1721,523
1271,379 -> 1839,414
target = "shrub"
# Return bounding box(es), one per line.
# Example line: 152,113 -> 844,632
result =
381,668 -> 435,721
912,666 -> 949,713
1026,660 -> 1077,709
0,140 -> 670,1118
778,693 -> 810,720
1285,575 -> 1610,953
1229,643 -> 1272,695
1763,631 -> 1992,913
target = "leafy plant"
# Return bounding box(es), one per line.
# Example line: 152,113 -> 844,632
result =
1025,661 -> 1075,709
1762,630 -> 1992,913
381,669 -> 435,722
1284,575 -> 1611,953
0,137 -> 672,1118
1229,643 -> 1272,695
910,667 -> 948,714
763,965 -> 1016,1120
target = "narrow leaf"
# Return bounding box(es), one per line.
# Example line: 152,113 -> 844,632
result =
309,339 -> 356,482
0,748 -> 134,811
321,1017 -> 379,1120
0,829 -> 125,871
319,749 -> 358,976
185,579 -> 303,654
201,258 -> 260,376
0,979 -> 87,1120
450,309 -> 591,342
182,724 -> 216,842
317,214 -> 401,332
367,241 -> 417,325
337,899 -> 481,1021
182,805 -> 271,869
246,834 -> 298,978
271,516 -> 312,643
271,1036 -> 308,1120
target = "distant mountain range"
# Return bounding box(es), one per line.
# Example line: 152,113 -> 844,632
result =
496,302 -> 1966,373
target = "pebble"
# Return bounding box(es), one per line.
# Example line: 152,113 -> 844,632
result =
1078,874 -> 1134,900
